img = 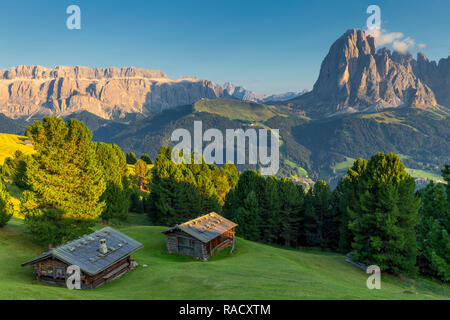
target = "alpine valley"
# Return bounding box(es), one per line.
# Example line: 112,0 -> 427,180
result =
0,29 -> 449,187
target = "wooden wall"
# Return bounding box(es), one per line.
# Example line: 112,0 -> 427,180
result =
29,256 -> 135,289
164,228 -> 235,260
165,230 -> 207,260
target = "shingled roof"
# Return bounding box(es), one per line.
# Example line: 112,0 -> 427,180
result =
163,212 -> 237,243
21,227 -> 143,276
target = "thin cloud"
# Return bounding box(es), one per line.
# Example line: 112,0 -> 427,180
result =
418,43 -> 427,49
393,37 -> 415,54
366,29 -> 425,54
367,29 -> 403,46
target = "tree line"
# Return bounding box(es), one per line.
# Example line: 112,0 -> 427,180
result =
222,154 -> 449,281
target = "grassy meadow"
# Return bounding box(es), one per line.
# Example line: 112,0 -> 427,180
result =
194,98 -> 279,123
0,218 -> 448,300
0,131 -> 448,300
0,133 -> 34,165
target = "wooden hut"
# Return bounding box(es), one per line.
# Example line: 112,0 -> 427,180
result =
163,212 -> 237,260
21,227 -> 143,289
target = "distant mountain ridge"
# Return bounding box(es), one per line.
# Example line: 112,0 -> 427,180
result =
288,29 -> 450,117
0,65 -> 306,121
222,82 -> 306,103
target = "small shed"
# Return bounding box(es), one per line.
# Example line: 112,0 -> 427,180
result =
163,212 -> 237,260
21,227 -> 143,289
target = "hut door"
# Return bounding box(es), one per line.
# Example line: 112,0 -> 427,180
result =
178,237 -> 194,256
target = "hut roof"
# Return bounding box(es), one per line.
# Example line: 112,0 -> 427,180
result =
21,227 -> 143,276
163,212 -> 237,243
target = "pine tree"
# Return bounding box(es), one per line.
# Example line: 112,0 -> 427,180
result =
221,163 -> 239,190
129,190 -> 145,214
126,152 -> 138,165
140,153 -> 153,165
350,153 -> 420,275
214,173 -> 231,206
95,142 -> 130,223
148,146 -> 205,225
260,176 -> 281,244
304,181 -> 332,248
223,170 -> 265,233
135,159 -> 149,191
235,191 -> 261,241
21,117 -> 106,246
333,158 -> 367,252
278,178 -> 305,247
0,177 -> 13,227
418,181 -> 449,281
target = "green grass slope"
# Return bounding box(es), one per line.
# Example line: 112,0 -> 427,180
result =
194,99 -> 279,123
0,133 -> 35,165
1,219 -> 448,300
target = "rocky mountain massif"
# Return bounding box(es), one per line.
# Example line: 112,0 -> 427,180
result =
288,29 -> 450,117
0,66 -> 228,120
0,66 -> 305,121
1,29 -> 448,121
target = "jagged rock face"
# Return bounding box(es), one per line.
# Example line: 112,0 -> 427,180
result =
223,82 -> 267,101
0,66 -> 225,119
290,29 -> 440,116
413,53 -> 450,108
223,82 -> 306,103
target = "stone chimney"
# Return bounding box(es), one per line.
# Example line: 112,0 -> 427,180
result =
99,239 -> 108,254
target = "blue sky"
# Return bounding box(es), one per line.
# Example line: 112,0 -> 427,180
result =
0,0 -> 449,94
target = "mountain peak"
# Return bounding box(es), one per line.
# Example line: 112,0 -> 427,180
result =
288,29 -> 441,116
338,29 -> 377,56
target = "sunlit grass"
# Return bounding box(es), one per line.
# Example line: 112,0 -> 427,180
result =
0,133 -> 35,165
0,219 -> 448,300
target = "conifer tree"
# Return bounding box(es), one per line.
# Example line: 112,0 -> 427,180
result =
443,164 -> 450,200
0,177 -> 13,227
223,170 -> 265,224
3,150 -> 31,189
278,178 -> 305,247
126,152 -> 138,165
350,153 -> 420,275
140,153 -> 153,165
214,173 -> 231,206
304,181 -> 332,248
235,191 -> 261,241
135,159 -> 149,191
95,142 -> 130,223
129,190 -> 145,214
260,176 -> 281,243
417,181 -> 449,281
21,117 -> 106,245
221,163 -> 239,190
332,158 -> 367,252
